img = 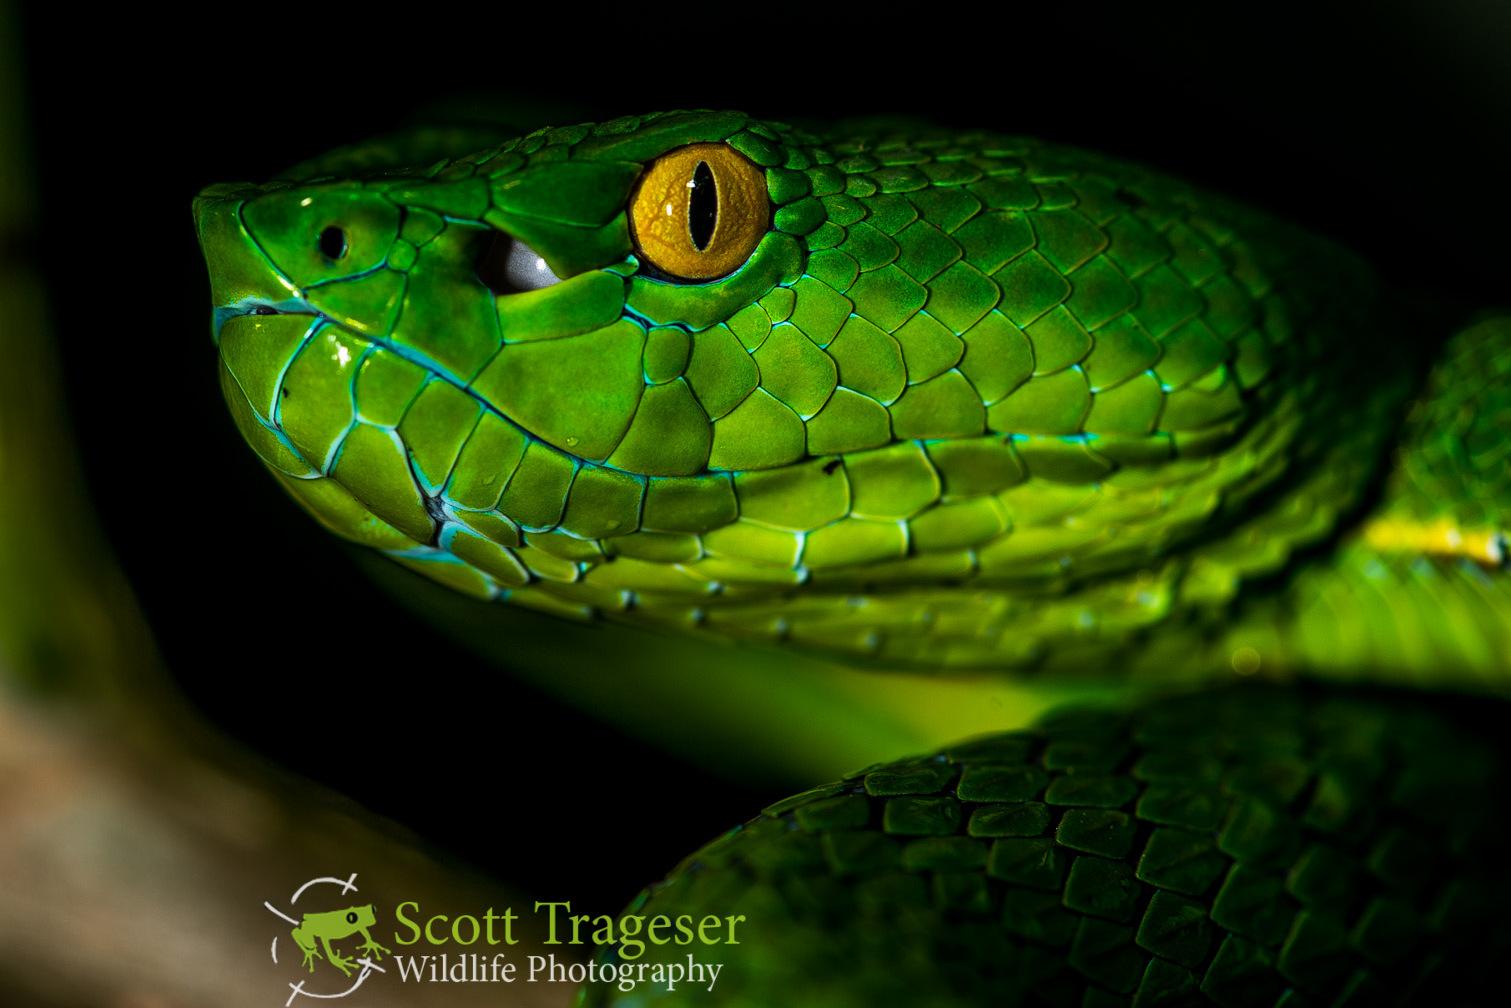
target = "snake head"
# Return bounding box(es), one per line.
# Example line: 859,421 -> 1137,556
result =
196,109 -> 1389,669
193,111 -> 823,565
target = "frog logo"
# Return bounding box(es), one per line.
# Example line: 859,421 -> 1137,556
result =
265,872 -> 390,1005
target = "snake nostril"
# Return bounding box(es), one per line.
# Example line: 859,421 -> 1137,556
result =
318,225 -> 348,261
250,304 -> 280,316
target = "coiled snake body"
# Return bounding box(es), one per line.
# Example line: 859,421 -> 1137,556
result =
196,111 -> 1511,1005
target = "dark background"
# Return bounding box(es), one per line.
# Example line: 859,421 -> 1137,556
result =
15,3 -> 1511,914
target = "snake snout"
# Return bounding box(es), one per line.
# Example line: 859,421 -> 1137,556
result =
195,192 -> 307,341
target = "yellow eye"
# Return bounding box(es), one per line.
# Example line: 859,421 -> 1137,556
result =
629,143 -> 769,281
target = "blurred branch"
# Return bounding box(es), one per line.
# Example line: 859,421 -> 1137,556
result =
0,6 -> 565,1005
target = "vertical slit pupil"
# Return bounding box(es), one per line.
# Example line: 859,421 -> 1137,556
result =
688,161 -> 717,251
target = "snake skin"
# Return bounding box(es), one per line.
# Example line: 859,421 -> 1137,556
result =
194,110 -> 1456,674
195,111 -> 1511,1006
582,687 -> 1510,1007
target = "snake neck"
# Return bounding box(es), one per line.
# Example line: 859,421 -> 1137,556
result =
1218,314 -> 1511,688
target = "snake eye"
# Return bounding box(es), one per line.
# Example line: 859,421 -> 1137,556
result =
629,143 -> 768,282
318,226 -> 348,261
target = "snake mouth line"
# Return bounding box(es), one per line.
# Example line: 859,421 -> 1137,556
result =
212,296 -> 324,343
213,290 -> 654,489
212,293 -> 583,489
212,295 -> 472,403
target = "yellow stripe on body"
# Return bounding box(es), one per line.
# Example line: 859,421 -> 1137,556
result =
1361,517 -> 1507,567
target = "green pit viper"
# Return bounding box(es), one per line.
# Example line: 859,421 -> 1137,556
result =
194,110 -> 1511,1006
